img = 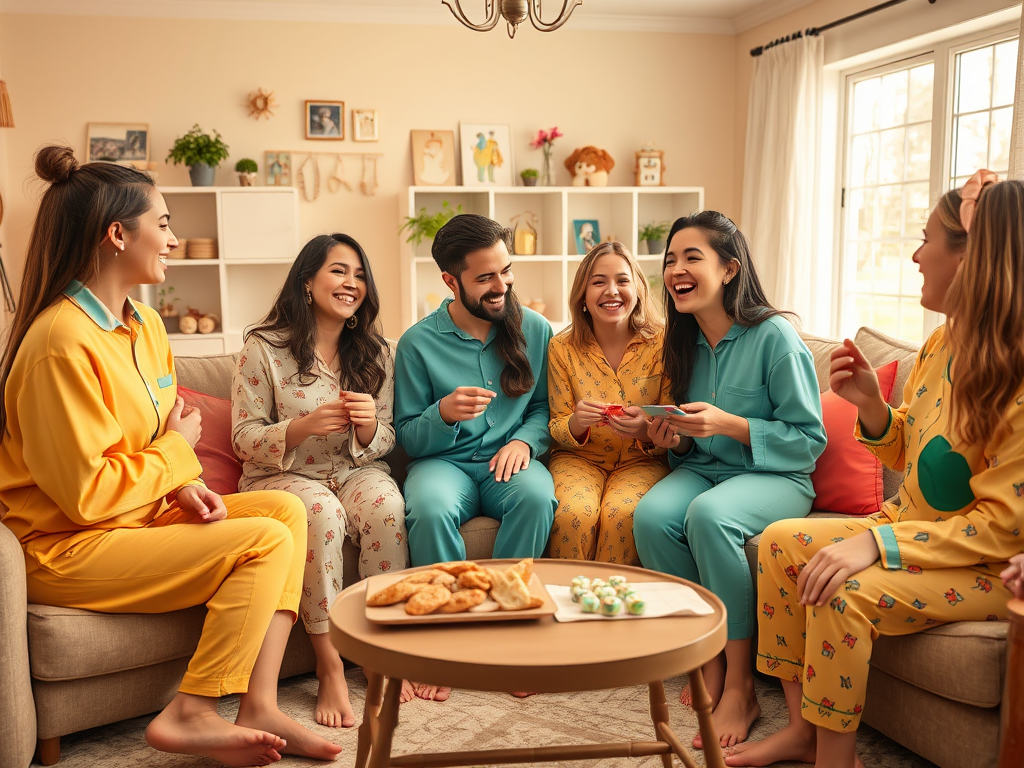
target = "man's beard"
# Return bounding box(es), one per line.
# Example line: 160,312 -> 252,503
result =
456,277 -> 512,323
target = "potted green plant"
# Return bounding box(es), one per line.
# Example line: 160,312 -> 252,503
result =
235,158 -> 258,186
156,285 -> 180,334
520,168 -> 539,187
166,124 -> 230,187
399,200 -> 464,246
638,221 -> 671,255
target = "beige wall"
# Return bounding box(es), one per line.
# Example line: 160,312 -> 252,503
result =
0,12 -> 736,338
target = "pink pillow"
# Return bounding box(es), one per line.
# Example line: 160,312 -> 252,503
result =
177,387 -> 243,496
810,360 -> 899,515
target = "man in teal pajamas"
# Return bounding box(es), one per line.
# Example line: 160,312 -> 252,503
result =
395,213 -> 556,567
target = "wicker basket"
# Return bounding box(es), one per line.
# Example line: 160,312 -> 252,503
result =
168,238 -> 187,259
187,238 -> 218,260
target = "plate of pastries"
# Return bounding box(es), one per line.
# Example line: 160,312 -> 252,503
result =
364,558 -> 556,624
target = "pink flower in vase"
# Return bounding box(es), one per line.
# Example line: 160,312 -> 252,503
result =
531,126 -> 563,185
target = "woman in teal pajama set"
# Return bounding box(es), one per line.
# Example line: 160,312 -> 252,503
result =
633,211 -> 825,750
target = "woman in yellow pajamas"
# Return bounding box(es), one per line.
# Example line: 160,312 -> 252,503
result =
729,173 -> 1023,768
547,241 -> 669,563
0,147 -> 340,766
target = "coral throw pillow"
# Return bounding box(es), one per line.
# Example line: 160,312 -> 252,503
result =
177,387 -> 243,496
811,359 -> 900,515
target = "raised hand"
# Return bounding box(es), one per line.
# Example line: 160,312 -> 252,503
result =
829,339 -> 889,438
300,400 -> 352,437
342,391 -> 377,427
439,386 -> 496,425
167,396 -> 202,448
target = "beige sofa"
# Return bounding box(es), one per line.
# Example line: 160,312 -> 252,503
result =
0,328 -> 1019,767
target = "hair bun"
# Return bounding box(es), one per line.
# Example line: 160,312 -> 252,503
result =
35,145 -> 79,184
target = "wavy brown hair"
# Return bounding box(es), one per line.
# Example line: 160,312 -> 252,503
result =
944,179 -> 1024,446
933,187 -> 967,254
567,241 -> 660,349
0,146 -> 155,436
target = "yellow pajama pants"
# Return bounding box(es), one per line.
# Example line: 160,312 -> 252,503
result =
756,515 -> 1012,732
24,490 -> 306,697
548,453 -> 669,564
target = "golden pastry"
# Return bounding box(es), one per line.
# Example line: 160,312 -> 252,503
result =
486,568 -> 534,610
405,585 -> 452,615
431,572 -> 457,589
434,561 -> 480,576
366,581 -> 427,607
399,569 -> 446,585
436,588 -> 488,613
456,570 -> 492,591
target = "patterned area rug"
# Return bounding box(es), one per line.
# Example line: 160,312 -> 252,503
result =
43,670 -> 935,768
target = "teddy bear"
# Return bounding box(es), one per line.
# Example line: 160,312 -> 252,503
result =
564,146 -> 615,186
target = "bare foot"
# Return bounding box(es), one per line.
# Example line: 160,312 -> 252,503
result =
146,699 -> 285,767
235,704 -> 342,761
315,668 -> 357,728
693,687 -> 761,749
681,655 -> 726,708
398,679 -> 416,703
511,691 -> 538,698
412,683 -> 451,702
723,722 -> 815,767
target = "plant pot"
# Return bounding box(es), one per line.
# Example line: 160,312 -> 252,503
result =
238,172 -> 257,187
160,313 -> 180,335
646,238 -> 666,255
521,176 -> 538,187
189,163 -> 216,187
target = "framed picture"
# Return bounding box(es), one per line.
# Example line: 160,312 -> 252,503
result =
573,219 -> 601,255
410,130 -> 456,186
305,101 -> 344,140
265,151 -> 292,186
352,109 -> 378,142
86,123 -> 149,164
459,122 -> 514,187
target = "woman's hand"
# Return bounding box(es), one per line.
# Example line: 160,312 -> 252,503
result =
647,417 -> 681,450
167,396 -> 202,448
797,532 -> 881,606
489,439 -> 531,482
668,402 -> 749,443
342,392 -> 377,427
1001,553 -> 1024,600
176,484 -> 227,523
300,400 -> 351,436
606,406 -> 650,440
568,399 -> 608,442
829,339 -> 889,437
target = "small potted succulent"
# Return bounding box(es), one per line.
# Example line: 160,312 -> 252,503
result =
166,124 -> 230,187
520,168 -> 539,187
639,221 -> 671,255
157,285 -> 180,334
399,200 -> 464,246
235,158 -> 258,186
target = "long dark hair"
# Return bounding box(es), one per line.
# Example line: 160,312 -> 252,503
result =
246,233 -> 388,396
0,145 -> 155,436
432,213 -> 533,398
662,211 -> 786,403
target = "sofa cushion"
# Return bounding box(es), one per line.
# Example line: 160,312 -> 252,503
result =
811,360 -> 899,515
798,332 -> 843,393
176,353 -> 238,400
461,516 -> 501,561
179,387 -> 244,495
27,604 -> 206,681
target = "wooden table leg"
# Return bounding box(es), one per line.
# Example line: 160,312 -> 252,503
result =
367,671 -> 403,768
356,670 -> 386,768
647,681 -> 675,768
688,667 -> 725,768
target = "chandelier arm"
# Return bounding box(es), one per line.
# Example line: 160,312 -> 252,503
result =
442,0 -> 501,31
528,0 -> 582,31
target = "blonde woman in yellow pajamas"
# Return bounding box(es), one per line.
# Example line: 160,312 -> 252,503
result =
0,147 -> 340,766
233,233 -> 409,726
547,241 -> 669,563
729,174 -> 1023,768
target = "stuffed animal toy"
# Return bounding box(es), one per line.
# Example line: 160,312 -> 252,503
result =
564,146 -> 615,186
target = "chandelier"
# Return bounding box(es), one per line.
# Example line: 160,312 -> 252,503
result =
442,0 -> 583,39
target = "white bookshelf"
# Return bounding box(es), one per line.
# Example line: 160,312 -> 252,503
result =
399,185 -> 704,332
136,187 -> 300,356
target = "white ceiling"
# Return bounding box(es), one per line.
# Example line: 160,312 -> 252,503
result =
0,0 -> 822,34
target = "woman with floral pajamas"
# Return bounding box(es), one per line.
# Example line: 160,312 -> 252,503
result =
729,174 -> 1024,768
232,233 -> 408,729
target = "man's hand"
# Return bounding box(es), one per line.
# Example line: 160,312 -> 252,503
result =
439,386 -> 496,425
176,485 -> 228,523
489,439 -> 531,483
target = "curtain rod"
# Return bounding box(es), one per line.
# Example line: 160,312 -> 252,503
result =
749,0 -> 937,57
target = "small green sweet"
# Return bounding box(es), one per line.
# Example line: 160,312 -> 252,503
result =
571,576 -> 590,590
599,595 -> 623,616
590,578 -> 607,590
594,585 -> 617,598
571,585 -> 591,603
615,584 -> 634,598
608,575 -> 627,587
624,594 -> 646,615
580,593 -> 601,613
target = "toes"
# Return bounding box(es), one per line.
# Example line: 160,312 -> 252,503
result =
433,687 -> 451,702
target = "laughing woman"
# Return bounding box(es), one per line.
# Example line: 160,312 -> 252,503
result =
231,233 -> 408,728
547,242 -> 670,563
632,211 -> 826,749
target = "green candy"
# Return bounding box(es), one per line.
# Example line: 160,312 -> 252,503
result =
624,594 -> 646,615
580,593 -> 601,613
599,596 -> 623,616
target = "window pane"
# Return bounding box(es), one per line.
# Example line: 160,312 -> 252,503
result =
901,241 -> 923,297
849,242 -> 873,293
879,70 -> 909,128
853,78 -> 881,133
899,299 -> 925,343
871,296 -> 900,338
953,113 -> 990,176
903,182 -> 931,238
990,106 -> 1013,172
846,294 -> 872,335
993,39 -> 1019,107
848,188 -> 877,240
877,185 -> 903,238
908,63 -> 934,122
879,127 -> 906,184
850,133 -> 880,186
906,123 -> 931,181
874,242 -> 902,295
956,46 -> 993,113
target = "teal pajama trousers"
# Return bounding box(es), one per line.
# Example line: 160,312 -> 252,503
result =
404,457 -> 557,566
633,466 -> 814,639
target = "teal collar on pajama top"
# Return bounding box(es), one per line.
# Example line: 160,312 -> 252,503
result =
394,298 -> 553,464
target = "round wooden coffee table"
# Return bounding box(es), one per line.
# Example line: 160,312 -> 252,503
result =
329,559 -> 728,768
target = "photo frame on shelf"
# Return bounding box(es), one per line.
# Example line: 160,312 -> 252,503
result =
265,151 -> 292,186
410,130 -> 456,186
459,122 -> 513,187
86,123 -> 149,164
573,219 -> 600,255
352,109 -> 378,142
305,100 -> 344,140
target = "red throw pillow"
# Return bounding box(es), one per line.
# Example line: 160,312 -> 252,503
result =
177,387 -> 243,496
810,359 -> 900,515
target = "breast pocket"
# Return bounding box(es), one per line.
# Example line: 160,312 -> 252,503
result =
157,374 -> 174,388
719,384 -> 769,418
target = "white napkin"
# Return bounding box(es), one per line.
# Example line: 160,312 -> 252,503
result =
547,582 -> 715,623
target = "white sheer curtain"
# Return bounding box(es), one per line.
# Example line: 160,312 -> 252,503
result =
741,35 -> 824,328
1008,9 -> 1024,180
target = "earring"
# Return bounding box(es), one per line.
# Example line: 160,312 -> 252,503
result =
346,315 -> 358,329
582,305 -> 588,313
305,289 -> 313,305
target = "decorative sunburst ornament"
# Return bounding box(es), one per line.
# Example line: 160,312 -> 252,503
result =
246,88 -> 278,120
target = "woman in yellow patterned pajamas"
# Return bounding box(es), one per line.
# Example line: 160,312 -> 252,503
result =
547,242 -> 669,563
729,175 -> 1024,768
233,233 -> 408,727
0,147 -> 339,766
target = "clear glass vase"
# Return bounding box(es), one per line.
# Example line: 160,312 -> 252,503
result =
542,147 -> 556,186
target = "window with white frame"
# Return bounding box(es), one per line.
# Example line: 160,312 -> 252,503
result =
837,29 -> 1019,343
